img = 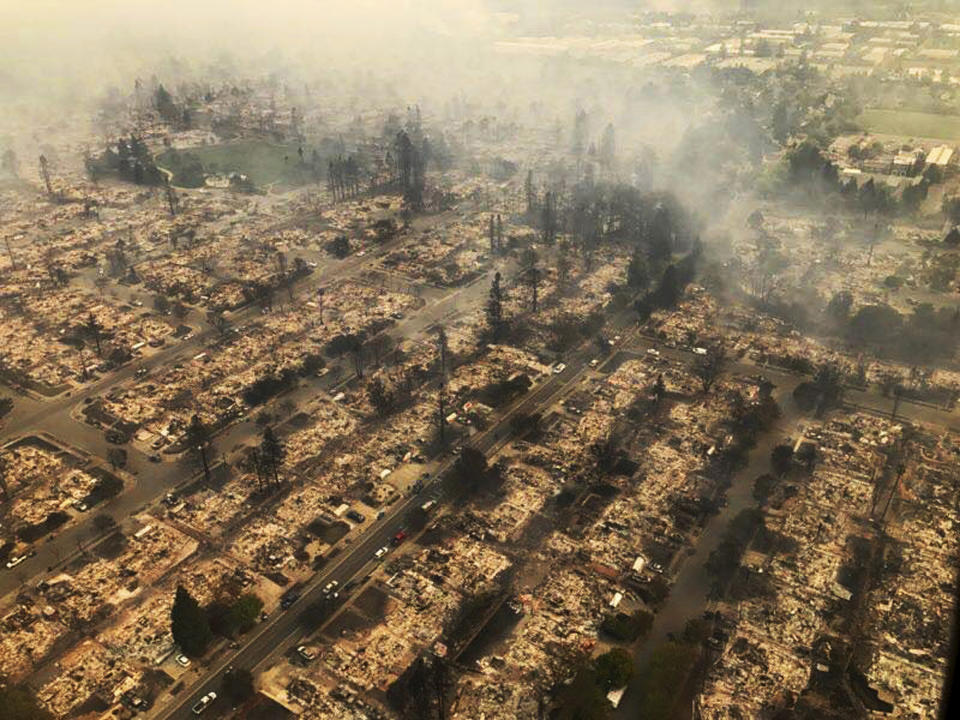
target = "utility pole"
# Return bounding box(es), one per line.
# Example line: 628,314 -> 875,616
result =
317,287 -> 325,325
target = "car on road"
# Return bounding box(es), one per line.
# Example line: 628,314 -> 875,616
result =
191,692 -> 216,715
692,347 -> 708,356
296,645 -> 317,663
374,546 -> 389,560
346,510 -> 365,523
392,530 -> 407,545
135,367 -> 149,378
553,362 -> 567,374
646,348 -> 660,357
280,591 -> 300,609
5,555 -> 27,569
176,654 -> 191,668
589,358 -> 599,368
322,581 -> 339,599
390,311 -> 404,320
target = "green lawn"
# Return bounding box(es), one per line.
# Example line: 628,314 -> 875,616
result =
857,108 -> 960,141
157,140 -> 317,188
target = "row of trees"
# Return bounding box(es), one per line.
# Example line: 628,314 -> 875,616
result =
171,584 -> 263,657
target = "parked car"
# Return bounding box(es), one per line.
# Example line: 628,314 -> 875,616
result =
346,509 -> 365,523
374,546 -> 389,560
553,362 -> 567,374
280,592 -> 300,609
176,654 -> 191,668
191,692 -> 216,715
296,645 -> 317,663
322,581 -> 339,599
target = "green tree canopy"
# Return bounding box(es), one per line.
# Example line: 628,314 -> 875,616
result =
172,585 -> 213,656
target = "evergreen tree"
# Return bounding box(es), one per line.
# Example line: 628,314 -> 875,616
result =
260,425 -> 285,485
171,585 -> 212,656
487,271 -> 505,340
185,414 -> 213,486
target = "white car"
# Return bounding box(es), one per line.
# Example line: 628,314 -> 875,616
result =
374,546 -> 390,560
589,358 -> 599,368
646,348 -> 660,357
192,692 -> 216,715
692,347 -> 708,356
297,645 -> 317,662
176,654 -> 191,668
552,363 -> 567,375
322,581 -> 340,598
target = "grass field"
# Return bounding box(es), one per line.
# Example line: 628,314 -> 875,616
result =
857,108 -> 960,141
157,140 -> 316,188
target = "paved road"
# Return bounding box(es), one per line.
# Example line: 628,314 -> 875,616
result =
0,211 -> 473,597
151,314 -> 631,720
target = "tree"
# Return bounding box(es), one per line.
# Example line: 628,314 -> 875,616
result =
525,266 -> 541,314
486,272 -> 505,340
93,513 -> 117,534
770,444 -> 794,477
85,313 -> 103,356
653,373 -> 666,403
221,667 -> 254,706
206,310 -> 229,335
825,290 -> 853,327
454,447 -> 489,492
153,294 -> 171,314
107,447 -> 127,469
171,300 -> 189,320
171,585 -> 213,656
38,154 -> 53,197
0,679 -> 54,720
228,593 -> 264,634
260,425 -> 285,486
367,377 -> 394,417
0,452 -> 9,502
541,190 -> 558,245
326,235 -> 350,259
524,169 -> 536,215
594,648 -> 634,691
244,446 -> 266,492
626,248 -> 649,290
154,83 -> 179,122
694,343 -> 727,393
557,239 -> 573,288
185,414 -> 213,486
